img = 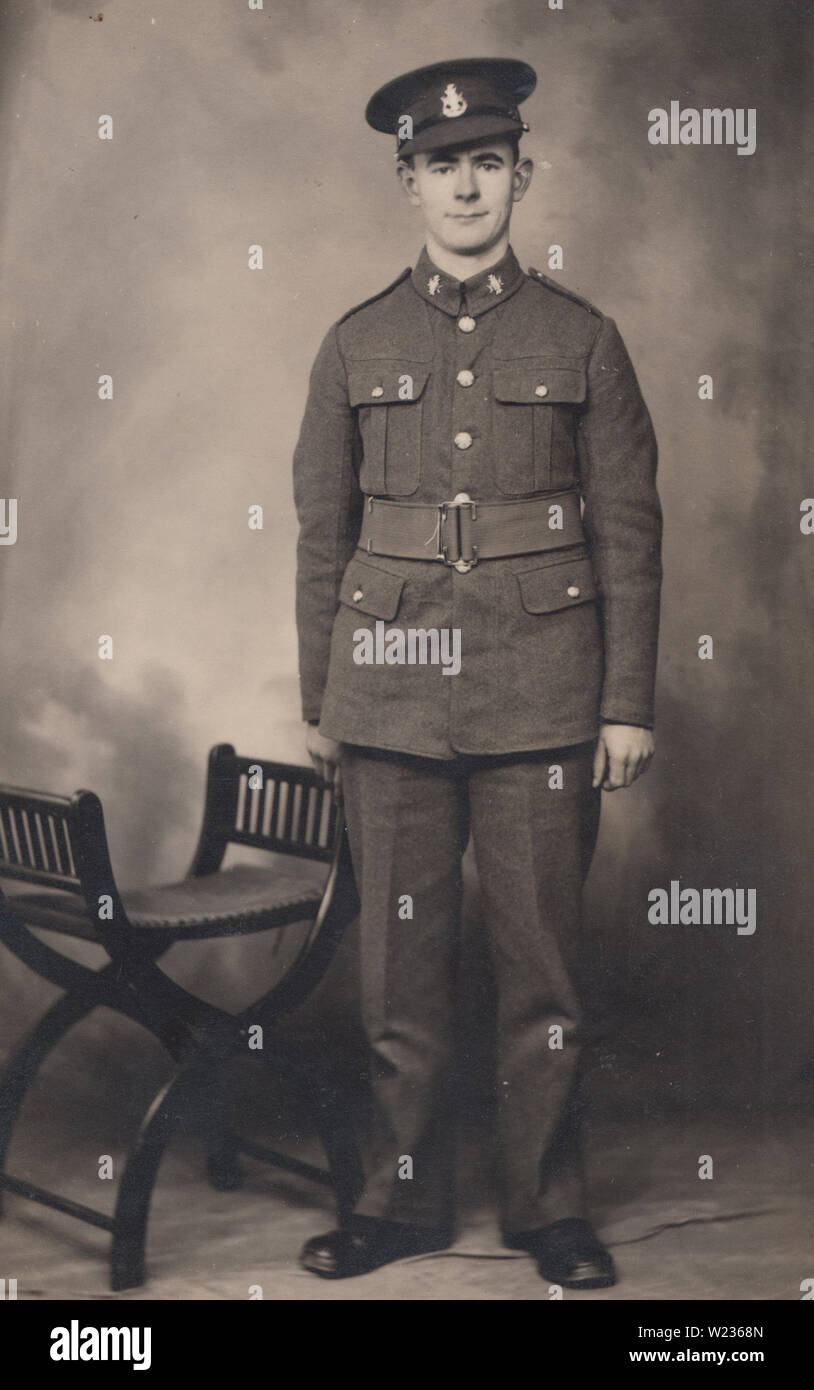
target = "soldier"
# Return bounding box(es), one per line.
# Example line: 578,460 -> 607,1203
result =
293,58 -> 662,1286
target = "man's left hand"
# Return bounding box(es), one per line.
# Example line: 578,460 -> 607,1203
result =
592,724 -> 654,791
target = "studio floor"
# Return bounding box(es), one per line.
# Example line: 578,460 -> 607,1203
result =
2,1112 -> 811,1301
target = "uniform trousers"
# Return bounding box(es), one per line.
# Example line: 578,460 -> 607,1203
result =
340,738 -> 602,1237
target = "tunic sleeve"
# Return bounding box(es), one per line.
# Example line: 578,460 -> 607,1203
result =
293,323 -> 363,722
576,315 -> 663,728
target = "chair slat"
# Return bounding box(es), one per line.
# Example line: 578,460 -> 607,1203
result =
303,785 -> 318,846
0,806 -> 17,865
292,783 -> 307,846
7,807 -> 23,864
281,781 -> 295,843
15,809 -> 30,866
233,778 -> 245,828
33,812 -> 50,871
275,782 -> 289,841
267,778 -> 281,842
319,786 -> 330,846
61,821 -> 77,879
21,810 -> 44,870
246,782 -> 261,837
261,779 -> 274,839
47,815 -> 65,876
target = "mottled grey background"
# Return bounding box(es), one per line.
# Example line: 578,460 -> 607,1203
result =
0,0 -> 812,1135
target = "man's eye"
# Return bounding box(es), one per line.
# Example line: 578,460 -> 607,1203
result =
433,165 -> 453,174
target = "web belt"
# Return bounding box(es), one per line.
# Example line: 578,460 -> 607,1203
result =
357,489 -> 584,573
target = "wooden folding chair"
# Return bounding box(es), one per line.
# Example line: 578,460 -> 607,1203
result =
0,743 -> 361,1290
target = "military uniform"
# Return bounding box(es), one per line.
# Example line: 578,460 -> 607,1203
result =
293,60 -> 662,1242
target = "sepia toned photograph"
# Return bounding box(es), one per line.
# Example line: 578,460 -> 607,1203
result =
0,0 -> 811,1338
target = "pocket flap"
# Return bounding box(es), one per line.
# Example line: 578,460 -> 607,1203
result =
347,366 -> 431,407
493,364 -> 587,405
516,554 -> 597,613
339,556 -> 406,620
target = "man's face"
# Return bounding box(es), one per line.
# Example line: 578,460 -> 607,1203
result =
398,138 -> 533,257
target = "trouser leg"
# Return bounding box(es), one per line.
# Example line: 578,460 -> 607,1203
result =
341,745 -> 466,1231
467,742 -> 601,1235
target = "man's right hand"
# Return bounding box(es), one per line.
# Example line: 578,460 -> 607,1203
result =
305,722 -> 343,793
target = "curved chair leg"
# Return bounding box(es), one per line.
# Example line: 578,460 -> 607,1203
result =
205,1139 -> 242,1193
0,982 -> 108,1216
201,1064 -> 242,1192
110,1066 -> 205,1292
297,1063 -> 365,1223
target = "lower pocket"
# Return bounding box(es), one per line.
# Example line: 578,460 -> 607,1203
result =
338,554 -> 406,620
515,552 -> 597,614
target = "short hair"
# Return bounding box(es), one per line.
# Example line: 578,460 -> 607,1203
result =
399,133 -> 522,169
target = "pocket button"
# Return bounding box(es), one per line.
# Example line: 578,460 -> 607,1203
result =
567,585 -> 580,598
534,383 -> 549,397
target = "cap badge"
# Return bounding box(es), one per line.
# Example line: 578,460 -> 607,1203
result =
441,83 -> 467,118
487,274 -> 503,295
427,273 -> 441,296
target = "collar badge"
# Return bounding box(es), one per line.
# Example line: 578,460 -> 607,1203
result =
487,274 -> 503,295
427,273 -> 442,296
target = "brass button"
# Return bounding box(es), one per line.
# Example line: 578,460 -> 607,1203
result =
567,585 -> 580,598
457,315 -> 476,333
454,431 -> 473,450
352,588 -> 364,602
371,385 -> 384,398
456,369 -> 475,387
534,383 -> 549,398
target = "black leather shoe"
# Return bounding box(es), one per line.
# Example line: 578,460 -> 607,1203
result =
300,1219 -> 452,1279
505,1218 -> 616,1289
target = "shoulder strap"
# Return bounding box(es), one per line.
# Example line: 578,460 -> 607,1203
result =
527,267 -> 603,319
337,267 -> 413,324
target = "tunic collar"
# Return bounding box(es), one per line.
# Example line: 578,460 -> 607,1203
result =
410,244 -> 524,318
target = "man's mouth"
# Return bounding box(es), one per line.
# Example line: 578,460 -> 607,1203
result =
448,212 -> 488,220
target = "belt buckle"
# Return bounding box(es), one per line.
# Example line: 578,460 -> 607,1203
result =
441,493 -> 478,573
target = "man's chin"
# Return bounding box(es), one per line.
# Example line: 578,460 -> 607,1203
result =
439,230 -> 501,257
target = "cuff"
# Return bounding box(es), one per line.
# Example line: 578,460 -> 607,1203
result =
600,717 -> 654,730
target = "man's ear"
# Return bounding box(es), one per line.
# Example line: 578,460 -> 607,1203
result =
512,155 -> 534,204
397,158 -> 422,207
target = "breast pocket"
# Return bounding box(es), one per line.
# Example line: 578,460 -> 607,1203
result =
348,363 -> 431,497
492,361 -> 587,495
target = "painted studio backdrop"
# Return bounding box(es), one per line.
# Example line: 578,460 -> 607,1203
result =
0,0 -> 811,1150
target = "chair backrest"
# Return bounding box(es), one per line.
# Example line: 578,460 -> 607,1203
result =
189,744 -> 341,876
0,787 -> 102,893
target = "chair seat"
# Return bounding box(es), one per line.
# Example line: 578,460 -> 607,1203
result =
3,864 -> 323,941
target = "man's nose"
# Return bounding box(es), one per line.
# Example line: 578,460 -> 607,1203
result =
454,163 -> 479,199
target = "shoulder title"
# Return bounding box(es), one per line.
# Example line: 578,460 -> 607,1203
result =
527,267 -> 603,319
337,267 -> 413,324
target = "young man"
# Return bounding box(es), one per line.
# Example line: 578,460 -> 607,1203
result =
293,58 -> 662,1286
